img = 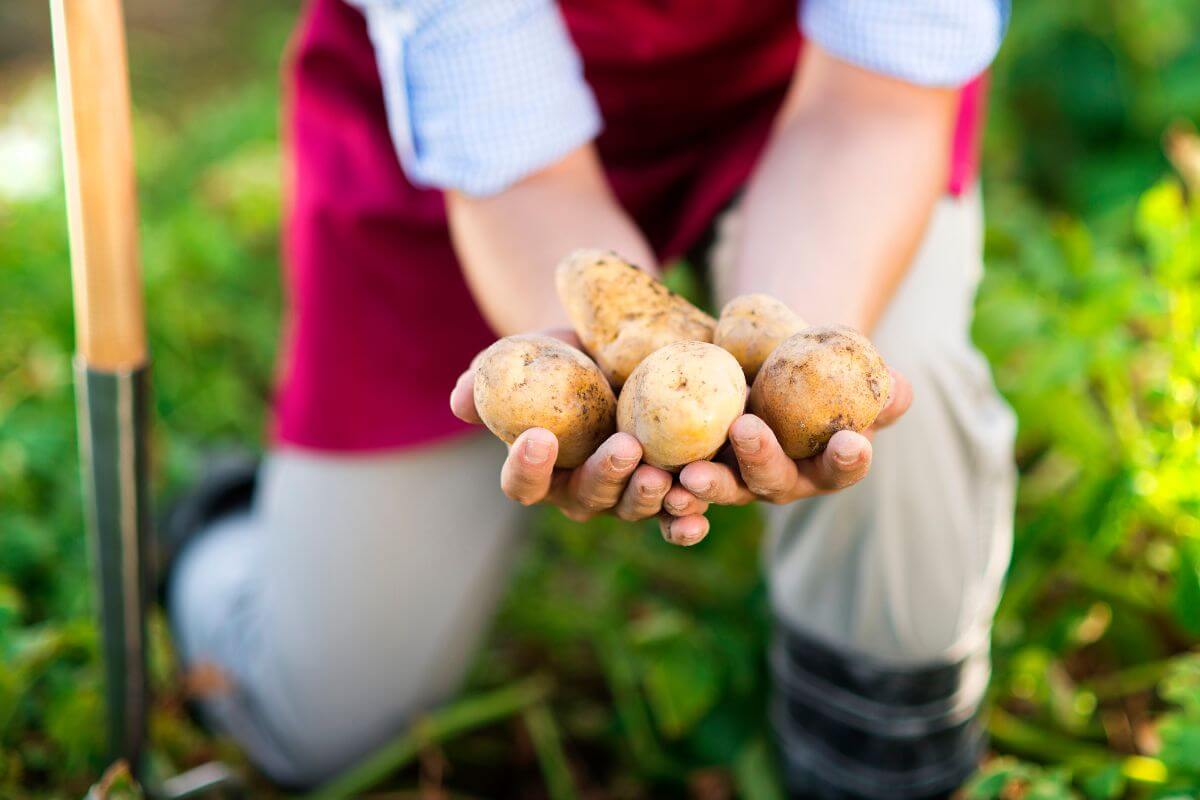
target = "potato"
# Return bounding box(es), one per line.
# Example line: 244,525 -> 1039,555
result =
714,294 -> 807,382
617,341 -> 746,471
556,249 -> 715,388
749,326 -> 890,460
473,335 -> 616,468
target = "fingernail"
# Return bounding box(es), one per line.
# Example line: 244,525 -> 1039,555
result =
679,475 -> 705,495
611,454 -> 638,470
733,429 -> 761,454
832,440 -> 860,466
664,498 -> 684,514
640,481 -> 665,498
661,521 -> 675,543
673,519 -> 708,546
525,439 -> 551,464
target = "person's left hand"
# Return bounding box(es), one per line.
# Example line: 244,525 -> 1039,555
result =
675,368 -> 913,508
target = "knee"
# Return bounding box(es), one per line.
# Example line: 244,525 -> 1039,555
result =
866,347 -> 1015,661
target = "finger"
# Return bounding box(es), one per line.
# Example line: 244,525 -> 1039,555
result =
615,464 -> 673,521
661,485 -> 709,518
729,415 -> 800,502
500,428 -> 558,505
678,460 -> 756,505
871,368 -> 912,431
658,514 -> 710,547
566,432 -> 642,514
449,369 -> 483,424
792,429 -> 873,496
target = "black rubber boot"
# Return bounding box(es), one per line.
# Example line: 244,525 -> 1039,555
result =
770,620 -> 989,799
157,451 -> 260,606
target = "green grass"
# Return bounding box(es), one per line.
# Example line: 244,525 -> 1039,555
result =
2,2 -> 1200,798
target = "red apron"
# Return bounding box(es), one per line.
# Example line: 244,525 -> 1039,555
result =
274,0 -> 984,452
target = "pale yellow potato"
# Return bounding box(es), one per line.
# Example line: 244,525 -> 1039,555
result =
617,341 -> 746,471
714,294 -> 807,382
555,249 -> 715,388
473,335 -> 617,468
749,326 -> 890,460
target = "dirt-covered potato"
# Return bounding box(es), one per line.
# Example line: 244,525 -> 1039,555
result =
617,341 -> 746,471
749,326 -> 890,460
473,335 -> 617,468
556,249 -> 715,388
714,294 -> 807,382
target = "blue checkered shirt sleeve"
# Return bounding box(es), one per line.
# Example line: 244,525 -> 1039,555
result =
346,0 -> 601,196
800,0 -> 1009,87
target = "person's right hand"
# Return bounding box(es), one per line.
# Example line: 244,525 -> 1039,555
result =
449,331 -> 712,544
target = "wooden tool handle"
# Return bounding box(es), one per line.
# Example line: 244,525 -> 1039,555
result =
51,0 -> 147,370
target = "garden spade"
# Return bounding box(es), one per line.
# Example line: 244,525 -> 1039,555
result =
50,1 -> 237,795
51,0 -> 151,770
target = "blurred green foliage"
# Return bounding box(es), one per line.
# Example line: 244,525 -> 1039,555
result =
1,1 -> 1199,797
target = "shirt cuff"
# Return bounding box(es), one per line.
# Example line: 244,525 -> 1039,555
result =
357,0 -> 602,196
799,0 -> 1009,87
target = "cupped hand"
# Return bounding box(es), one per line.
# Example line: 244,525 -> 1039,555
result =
449,332 -> 709,540
677,368 -> 913,506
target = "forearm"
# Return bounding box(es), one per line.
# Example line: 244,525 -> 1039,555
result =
731,45 -> 960,332
447,145 -> 655,335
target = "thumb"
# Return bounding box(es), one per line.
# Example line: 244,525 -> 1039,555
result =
450,368 -> 483,425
